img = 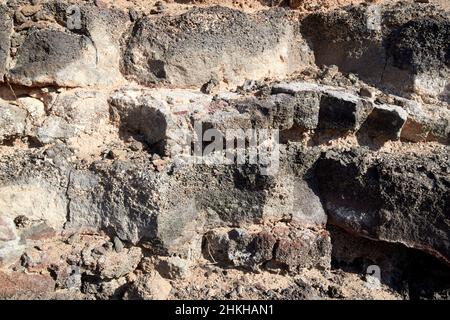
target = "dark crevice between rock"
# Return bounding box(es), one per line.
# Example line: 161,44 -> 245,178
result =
108,98 -> 169,156
0,135 -> 43,148
328,224 -> 450,300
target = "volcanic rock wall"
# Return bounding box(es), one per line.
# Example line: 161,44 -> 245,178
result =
0,0 -> 448,300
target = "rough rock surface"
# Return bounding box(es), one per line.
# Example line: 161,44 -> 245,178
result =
122,6 -> 314,88
204,224 -> 331,271
301,3 -> 450,101
124,271 -> 172,300
0,0 -> 448,300
316,148 -> 450,264
0,6 -> 12,80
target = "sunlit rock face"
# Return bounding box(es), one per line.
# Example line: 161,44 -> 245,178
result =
0,0 -> 448,301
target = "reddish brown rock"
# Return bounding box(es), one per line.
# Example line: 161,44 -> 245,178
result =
401,118 -> 429,142
203,225 -> 331,272
274,229 -> 331,270
0,271 -> 55,299
20,223 -> 56,241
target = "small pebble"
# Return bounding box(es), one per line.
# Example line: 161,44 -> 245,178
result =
113,236 -> 124,253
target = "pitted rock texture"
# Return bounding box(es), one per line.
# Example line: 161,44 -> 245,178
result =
0,6 -> 12,80
122,6 -> 314,87
0,0 -> 449,300
316,147 -> 450,264
301,3 -> 450,101
204,225 -> 331,271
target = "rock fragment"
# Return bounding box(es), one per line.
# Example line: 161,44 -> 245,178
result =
113,236 -> 124,253
125,272 -> 172,300
96,247 -> 142,279
156,256 -> 191,280
0,6 -> 12,80
358,104 -> 408,141
204,225 -> 331,272
0,103 -> 27,143
0,271 -> 55,299
318,91 -> 372,131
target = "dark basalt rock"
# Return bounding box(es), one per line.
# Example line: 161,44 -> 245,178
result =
318,91 -> 372,132
300,3 -> 450,101
122,6 -> 313,87
7,30 -> 87,86
301,6 -> 384,84
315,148 -> 450,265
203,226 -> 331,271
357,104 -> 408,142
384,17 -> 450,74
0,1 -> 449,300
